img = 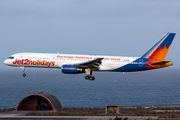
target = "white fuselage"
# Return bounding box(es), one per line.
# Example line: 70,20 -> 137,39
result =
4,53 -> 139,71
3,33 -> 175,80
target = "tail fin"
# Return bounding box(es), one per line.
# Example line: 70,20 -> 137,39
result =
142,33 -> 176,61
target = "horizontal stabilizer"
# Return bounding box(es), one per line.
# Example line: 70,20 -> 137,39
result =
151,61 -> 171,65
150,61 -> 173,67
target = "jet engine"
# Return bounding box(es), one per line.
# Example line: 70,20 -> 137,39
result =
62,65 -> 85,74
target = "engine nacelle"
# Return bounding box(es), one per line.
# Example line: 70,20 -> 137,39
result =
62,65 -> 85,74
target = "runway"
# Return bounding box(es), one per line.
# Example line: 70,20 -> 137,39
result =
0,111 -> 158,120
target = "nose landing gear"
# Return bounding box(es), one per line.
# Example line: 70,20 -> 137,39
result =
20,66 -> 26,77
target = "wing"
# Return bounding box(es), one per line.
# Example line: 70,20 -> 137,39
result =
74,58 -> 104,70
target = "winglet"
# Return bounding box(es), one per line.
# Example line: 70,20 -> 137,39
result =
141,33 -> 176,61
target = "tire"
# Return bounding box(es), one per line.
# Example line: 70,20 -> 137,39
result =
22,73 -> 26,77
85,76 -> 89,80
89,77 -> 93,80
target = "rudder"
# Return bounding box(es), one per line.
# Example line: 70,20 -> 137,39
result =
141,33 -> 176,61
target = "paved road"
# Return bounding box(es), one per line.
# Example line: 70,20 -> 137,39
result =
0,111 -> 158,120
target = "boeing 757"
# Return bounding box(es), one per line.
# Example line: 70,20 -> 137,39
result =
4,33 -> 176,80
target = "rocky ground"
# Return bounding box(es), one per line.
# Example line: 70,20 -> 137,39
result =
2,106 -> 180,119
26,106 -> 180,119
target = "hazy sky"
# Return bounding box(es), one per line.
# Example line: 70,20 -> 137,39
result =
0,0 -> 180,68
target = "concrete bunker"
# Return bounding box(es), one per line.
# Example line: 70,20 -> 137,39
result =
16,93 -> 62,111
105,104 -> 120,114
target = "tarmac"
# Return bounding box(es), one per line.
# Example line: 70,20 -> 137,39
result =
0,111 -> 158,120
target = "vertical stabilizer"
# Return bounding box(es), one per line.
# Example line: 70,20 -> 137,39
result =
141,33 -> 176,61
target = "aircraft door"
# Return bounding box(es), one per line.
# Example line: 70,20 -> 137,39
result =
139,59 -> 143,67
19,54 -> 23,59
109,60 -> 113,66
51,55 -> 56,61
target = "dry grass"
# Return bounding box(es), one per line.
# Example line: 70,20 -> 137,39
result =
16,106 -> 180,119
0,108 -> 15,111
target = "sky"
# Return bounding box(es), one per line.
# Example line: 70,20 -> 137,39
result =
0,0 -> 180,68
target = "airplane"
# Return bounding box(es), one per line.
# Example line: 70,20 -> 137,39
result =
4,33 -> 176,80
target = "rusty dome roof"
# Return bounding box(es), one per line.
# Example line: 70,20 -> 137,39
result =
16,92 -> 62,111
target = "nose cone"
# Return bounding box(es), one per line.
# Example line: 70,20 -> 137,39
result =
4,59 -> 9,65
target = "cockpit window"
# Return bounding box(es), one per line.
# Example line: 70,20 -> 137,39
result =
8,56 -> 14,59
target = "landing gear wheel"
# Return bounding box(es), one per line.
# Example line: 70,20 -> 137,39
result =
85,75 -> 95,81
20,67 -> 26,77
22,73 -> 26,77
85,76 -> 90,80
89,76 -> 95,81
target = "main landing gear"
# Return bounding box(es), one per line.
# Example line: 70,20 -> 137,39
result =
85,68 -> 95,81
85,75 -> 95,80
20,66 -> 26,77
